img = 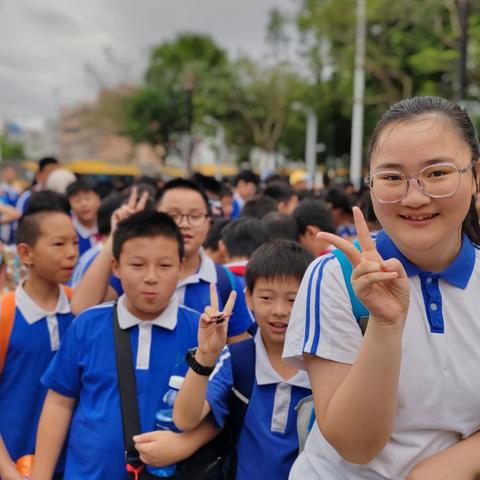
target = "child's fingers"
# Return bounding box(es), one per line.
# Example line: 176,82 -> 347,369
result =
133,432 -> 155,444
352,207 -> 382,261
352,271 -> 399,294
317,231 -> 362,267
351,260 -> 384,281
380,258 -> 408,279
209,283 -> 219,312
136,191 -> 149,211
127,186 -> 138,209
222,290 -> 236,316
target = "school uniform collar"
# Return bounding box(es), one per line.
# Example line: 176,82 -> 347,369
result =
233,191 -> 245,209
178,248 -> 217,287
15,281 -> 71,324
72,215 -> 98,238
117,294 -> 178,330
375,229 -> 476,289
255,331 -> 310,389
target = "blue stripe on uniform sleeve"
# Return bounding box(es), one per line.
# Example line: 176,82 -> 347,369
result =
303,255 -> 336,354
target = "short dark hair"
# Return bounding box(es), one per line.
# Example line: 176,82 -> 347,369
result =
323,188 -> 353,215
241,195 -> 277,219
264,181 -> 297,204
156,178 -> 212,217
204,219 -> 230,251
66,178 -> 98,199
38,156 -> 59,172
112,210 -> 184,261
245,240 -> 314,292
262,212 -> 298,241
190,173 -> 222,197
293,199 -> 336,236
16,210 -> 70,247
221,218 -> 268,259
233,169 -> 258,187
26,190 -> 70,215
97,193 -> 124,237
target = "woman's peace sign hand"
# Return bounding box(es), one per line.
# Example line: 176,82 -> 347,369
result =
318,207 -> 410,328
197,284 -> 236,363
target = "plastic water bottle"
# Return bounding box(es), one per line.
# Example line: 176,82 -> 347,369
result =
146,375 -> 184,477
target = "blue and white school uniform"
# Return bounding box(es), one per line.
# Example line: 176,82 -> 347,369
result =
0,283 -> 74,464
207,332 -> 311,480
69,242 -> 103,287
72,216 -> 99,256
41,294 -> 199,480
283,230 -> 480,480
110,249 -> 253,337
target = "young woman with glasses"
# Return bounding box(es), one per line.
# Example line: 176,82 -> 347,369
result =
284,96 -> 480,480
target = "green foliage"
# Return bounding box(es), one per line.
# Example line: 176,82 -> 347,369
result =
0,136 -> 24,160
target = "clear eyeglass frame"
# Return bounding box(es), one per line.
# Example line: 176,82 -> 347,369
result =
365,161 -> 476,204
167,212 -> 209,227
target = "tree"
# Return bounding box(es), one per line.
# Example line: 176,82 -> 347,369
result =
293,0 -> 480,157
0,135 -> 24,161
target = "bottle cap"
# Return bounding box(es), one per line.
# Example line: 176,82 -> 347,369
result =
168,375 -> 184,390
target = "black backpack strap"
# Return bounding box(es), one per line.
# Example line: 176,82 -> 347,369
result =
228,338 -> 256,445
112,303 -> 145,479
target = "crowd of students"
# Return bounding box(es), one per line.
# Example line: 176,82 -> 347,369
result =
1,95 -> 480,480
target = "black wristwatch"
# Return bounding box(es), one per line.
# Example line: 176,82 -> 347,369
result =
185,348 -> 215,376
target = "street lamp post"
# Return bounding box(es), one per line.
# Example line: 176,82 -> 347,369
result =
350,0 -> 367,190
292,102 -> 318,190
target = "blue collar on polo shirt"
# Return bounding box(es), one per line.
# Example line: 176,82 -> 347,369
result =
117,294 -> 178,331
255,331 -> 310,388
15,282 -> 71,324
375,230 -> 476,334
375,229 -> 476,287
177,248 -> 216,288
72,215 -> 98,238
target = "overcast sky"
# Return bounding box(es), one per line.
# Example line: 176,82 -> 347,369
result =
0,0 -> 296,122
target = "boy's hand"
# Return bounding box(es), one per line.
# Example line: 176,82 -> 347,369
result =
134,430 -> 180,467
110,186 -> 149,234
318,206 -> 410,329
196,284 -> 236,366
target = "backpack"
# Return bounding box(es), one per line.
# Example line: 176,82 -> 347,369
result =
0,285 -> 73,375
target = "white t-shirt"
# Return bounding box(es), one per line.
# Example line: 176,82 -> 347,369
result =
283,230 -> 480,480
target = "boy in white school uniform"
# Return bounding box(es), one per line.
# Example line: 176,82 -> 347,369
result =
173,240 -> 314,480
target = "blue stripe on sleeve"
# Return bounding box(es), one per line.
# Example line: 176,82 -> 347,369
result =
303,254 -> 335,353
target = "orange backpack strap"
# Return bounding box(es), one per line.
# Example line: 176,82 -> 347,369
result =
62,285 -> 74,301
0,292 -> 16,375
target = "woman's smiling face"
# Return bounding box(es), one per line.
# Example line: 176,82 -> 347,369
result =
370,115 -> 476,271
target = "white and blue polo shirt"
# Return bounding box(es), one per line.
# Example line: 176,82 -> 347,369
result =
41,295 -> 199,480
206,331 -> 311,480
284,230 -> 480,479
72,216 -> 99,256
69,242 -> 103,287
0,283 -> 74,464
110,249 -> 253,338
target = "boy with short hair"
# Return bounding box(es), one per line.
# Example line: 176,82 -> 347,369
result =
293,198 -> 336,257
0,207 -> 78,479
72,180 -> 253,342
66,178 -> 101,256
173,240 -> 314,480
33,211 -> 222,480
231,170 -> 258,218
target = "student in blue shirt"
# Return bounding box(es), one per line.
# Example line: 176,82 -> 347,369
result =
71,181 -> 252,342
0,207 -> 78,480
33,210 -> 222,480
173,240 -> 314,480
66,179 -> 101,256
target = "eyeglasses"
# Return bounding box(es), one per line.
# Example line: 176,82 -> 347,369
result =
166,212 -> 209,226
366,161 -> 475,204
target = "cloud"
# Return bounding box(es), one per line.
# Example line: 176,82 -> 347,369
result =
0,0 -> 296,119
